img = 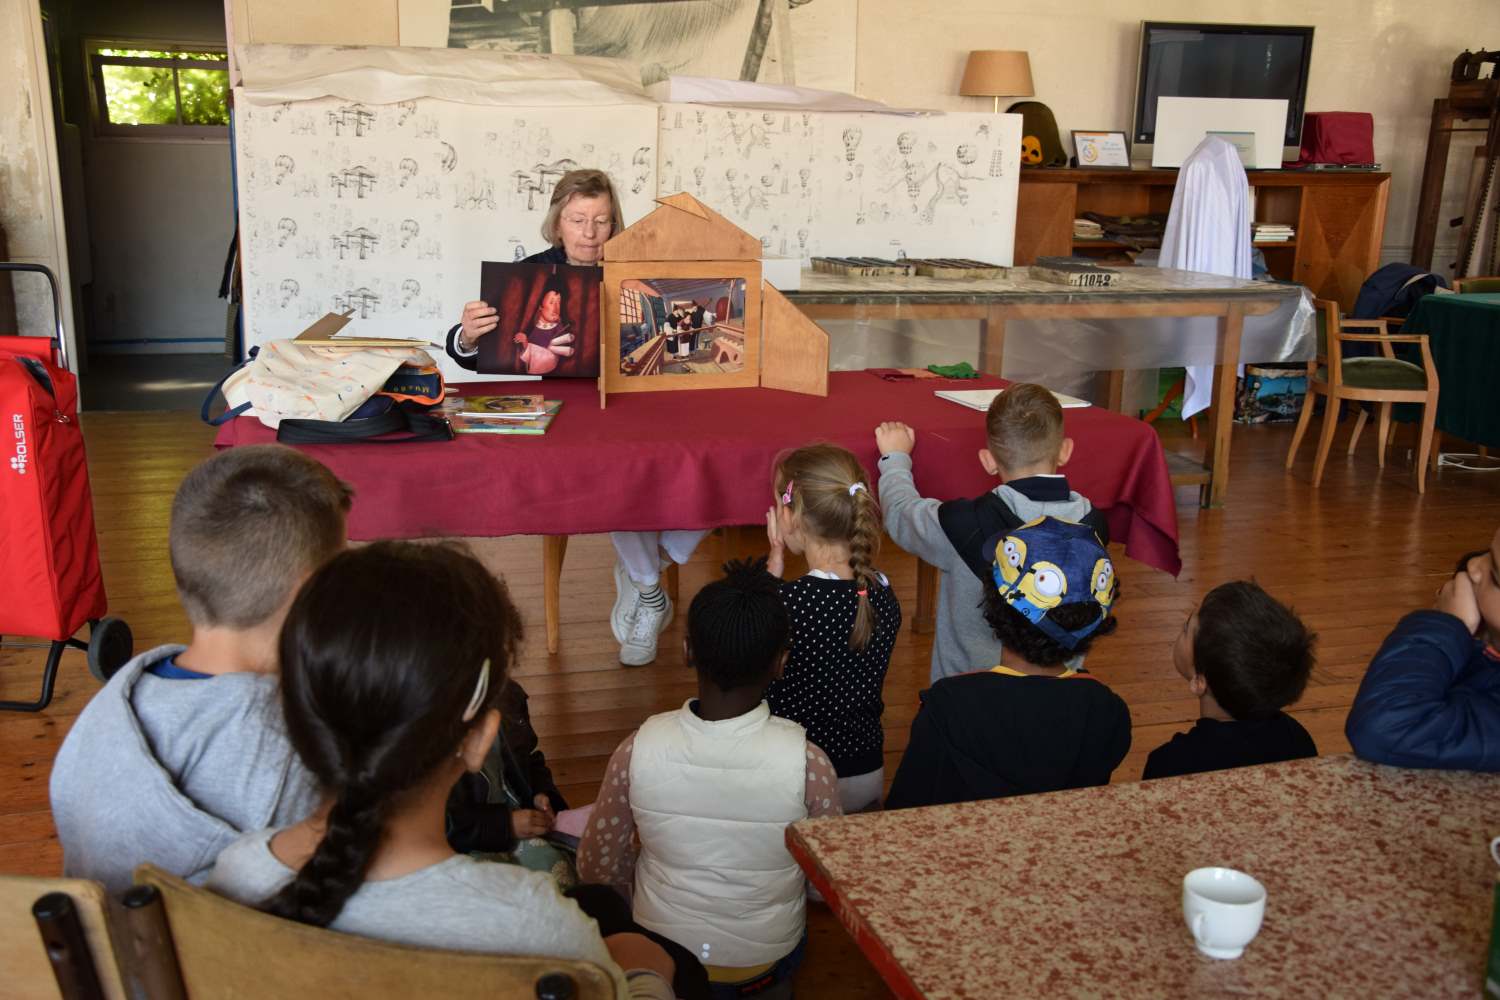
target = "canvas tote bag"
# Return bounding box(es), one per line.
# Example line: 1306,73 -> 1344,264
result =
205,340 -> 437,429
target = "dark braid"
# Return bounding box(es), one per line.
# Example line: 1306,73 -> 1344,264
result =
266,541 -> 521,928
687,557 -> 790,691
772,443 -> 883,649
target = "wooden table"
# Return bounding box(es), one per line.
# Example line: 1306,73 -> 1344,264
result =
785,267 -> 1310,507
787,755 -> 1500,999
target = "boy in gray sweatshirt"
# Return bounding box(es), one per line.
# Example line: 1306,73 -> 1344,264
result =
876,383 -> 1109,682
49,445 -> 351,894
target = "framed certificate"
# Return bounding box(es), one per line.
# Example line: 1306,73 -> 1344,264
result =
1072,130 -> 1131,168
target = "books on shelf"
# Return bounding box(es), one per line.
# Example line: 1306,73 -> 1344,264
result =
935,387 -> 1090,412
1073,218 -> 1105,241
440,396 -> 562,434
1252,223 -> 1295,243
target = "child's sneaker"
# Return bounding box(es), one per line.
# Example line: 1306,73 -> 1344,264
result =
610,559 -> 636,644
620,594 -> 672,667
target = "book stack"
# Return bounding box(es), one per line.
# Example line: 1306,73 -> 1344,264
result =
439,394 -> 563,435
1253,223 -> 1295,244
1073,218 -> 1106,241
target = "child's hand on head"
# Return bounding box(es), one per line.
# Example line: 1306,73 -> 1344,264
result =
875,421 -> 916,455
511,808 -> 554,839
1437,568 -> 1482,635
765,507 -> 785,578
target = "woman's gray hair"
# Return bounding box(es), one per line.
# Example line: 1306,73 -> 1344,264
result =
540,169 -> 624,247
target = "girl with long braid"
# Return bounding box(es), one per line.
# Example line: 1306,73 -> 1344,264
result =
205,542 -> 678,1000
764,444 -> 903,813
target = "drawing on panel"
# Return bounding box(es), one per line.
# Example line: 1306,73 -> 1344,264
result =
513,159 -> 579,210
332,227 -> 379,260
327,105 -> 375,137
617,277 -> 747,377
330,165 -> 377,198
334,286 -> 380,318
477,262 -> 601,378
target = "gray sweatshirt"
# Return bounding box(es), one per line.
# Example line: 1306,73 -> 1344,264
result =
208,829 -> 670,1000
49,645 -> 320,895
878,453 -> 1097,682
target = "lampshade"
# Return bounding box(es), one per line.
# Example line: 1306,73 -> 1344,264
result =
959,50 -> 1034,99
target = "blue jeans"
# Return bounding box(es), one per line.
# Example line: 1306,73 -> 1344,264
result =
707,935 -> 807,999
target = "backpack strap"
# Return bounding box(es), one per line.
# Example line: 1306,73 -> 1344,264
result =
276,402 -> 455,444
201,348 -> 256,426
937,493 -> 1026,582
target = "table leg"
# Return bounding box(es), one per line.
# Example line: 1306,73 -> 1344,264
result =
543,534 -> 568,655
914,560 -> 937,634
1202,303 -> 1244,508
1096,369 -> 1125,412
979,305 -> 1007,376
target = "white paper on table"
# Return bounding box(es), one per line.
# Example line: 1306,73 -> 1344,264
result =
935,387 -> 1090,411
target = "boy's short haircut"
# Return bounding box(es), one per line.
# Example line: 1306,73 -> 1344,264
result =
687,557 -> 790,691
170,446 -> 352,629
985,383 -> 1065,471
1194,581 -> 1316,721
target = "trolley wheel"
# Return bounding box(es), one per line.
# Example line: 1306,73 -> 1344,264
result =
86,617 -> 133,683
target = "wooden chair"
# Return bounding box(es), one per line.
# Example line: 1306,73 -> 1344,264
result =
1285,298 -> 1440,492
0,875 -> 131,1000
1452,275 -> 1500,294
125,864 -> 615,999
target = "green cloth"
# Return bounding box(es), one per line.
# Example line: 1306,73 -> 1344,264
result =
927,362 -> 980,379
1317,357 -> 1428,391
1403,294 -> 1500,447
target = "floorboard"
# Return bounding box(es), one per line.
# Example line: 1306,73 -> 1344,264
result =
3,410 -> 1497,997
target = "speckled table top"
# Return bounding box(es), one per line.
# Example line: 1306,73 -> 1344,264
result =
783,266 -> 1306,306
787,755 -> 1500,999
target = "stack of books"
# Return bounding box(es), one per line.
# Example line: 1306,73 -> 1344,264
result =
1253,223 -> 1295,244
1073,218 -> 1106,241
439,394 -> 563,435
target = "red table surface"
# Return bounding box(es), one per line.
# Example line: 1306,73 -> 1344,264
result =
214,372 -> 1181,576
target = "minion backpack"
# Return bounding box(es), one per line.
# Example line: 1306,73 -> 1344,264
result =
1007,101 -> 1068,168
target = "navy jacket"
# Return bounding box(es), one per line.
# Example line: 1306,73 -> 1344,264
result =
1345,611 -> 1500,771
444,245 -> 569,370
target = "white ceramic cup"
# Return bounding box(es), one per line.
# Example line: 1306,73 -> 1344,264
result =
1182,867 -> 1266,960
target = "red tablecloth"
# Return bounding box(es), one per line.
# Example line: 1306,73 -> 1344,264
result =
214,372 -> 1181,575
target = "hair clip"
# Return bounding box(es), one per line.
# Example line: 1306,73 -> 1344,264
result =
848,482 -> 867,496
857,588 -> 869,598
780,480 -> 794,506
461,658 -> 491,722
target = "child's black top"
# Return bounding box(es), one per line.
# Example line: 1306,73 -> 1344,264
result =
1142,713 -> 1317,781
766,573 -> 903,778
885,668 -> 1132,810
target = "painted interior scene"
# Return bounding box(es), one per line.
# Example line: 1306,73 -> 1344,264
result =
478,261 -> 602,377
618,277 -> 746,375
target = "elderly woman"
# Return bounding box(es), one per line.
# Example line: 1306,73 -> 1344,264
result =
446,169 -> 704,668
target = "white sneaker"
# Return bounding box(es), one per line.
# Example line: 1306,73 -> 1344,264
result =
610,559 -> 636,644
619,594 -> 672,667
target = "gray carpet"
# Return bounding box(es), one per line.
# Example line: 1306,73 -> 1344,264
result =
80,352 -> 231,412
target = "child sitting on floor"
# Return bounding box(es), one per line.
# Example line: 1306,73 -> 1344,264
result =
577,559 -> 842,999
1346,528 -> 1500,771
885,517 -> 1130,809
764,443 -> 903,813
1142,581 -> 1318,781
876,382 -> 1109,683
206,542 -> 679,1000
50,445 -> 350,894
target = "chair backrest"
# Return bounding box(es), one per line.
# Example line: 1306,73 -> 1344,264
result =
1453,275 -> 1500,294
131,865 -> 616,999
0,875 -> 131,1000
1312,297 -> 1339,364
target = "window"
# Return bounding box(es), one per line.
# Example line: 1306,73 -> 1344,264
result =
620,289 -> 643,325
88,43 -> 229,136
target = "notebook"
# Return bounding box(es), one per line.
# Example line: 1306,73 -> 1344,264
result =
934,387 -> 1090,411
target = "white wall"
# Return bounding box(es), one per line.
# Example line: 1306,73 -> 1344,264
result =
854,0 -> 1494,269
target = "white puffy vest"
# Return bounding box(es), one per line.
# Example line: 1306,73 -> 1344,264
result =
629,700 -> 808,970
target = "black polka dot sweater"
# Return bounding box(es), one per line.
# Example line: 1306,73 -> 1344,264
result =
766,573 -> 903,778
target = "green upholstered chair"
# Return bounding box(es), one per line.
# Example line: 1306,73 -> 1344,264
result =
1285,298 -> 1440,493
1452,276 -> 1500,294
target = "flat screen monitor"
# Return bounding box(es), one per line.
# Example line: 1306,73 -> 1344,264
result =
1132,22 -> 1313,165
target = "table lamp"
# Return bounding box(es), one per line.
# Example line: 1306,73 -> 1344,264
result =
959,50 -> 1034,113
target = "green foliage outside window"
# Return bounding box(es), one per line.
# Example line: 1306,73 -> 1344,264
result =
95,49 -> 229,128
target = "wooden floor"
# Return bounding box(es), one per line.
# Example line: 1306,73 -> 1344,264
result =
3,410 -> 1497,997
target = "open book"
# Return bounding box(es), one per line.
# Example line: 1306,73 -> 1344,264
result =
935,387 -> 1090,411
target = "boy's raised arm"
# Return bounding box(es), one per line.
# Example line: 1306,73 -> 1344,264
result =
874,423 -> 950,564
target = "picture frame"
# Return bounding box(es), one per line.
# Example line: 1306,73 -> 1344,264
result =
1071,130 -> 1131,169
601,260 -> 763,397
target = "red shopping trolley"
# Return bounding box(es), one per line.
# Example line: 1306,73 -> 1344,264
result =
1,263 -> 131,711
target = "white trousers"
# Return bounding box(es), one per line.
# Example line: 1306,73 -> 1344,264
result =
610,530 -> 709,587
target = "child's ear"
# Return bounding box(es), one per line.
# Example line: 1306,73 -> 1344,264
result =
682,636 -> 694,671
1057,437 -> 1075,468
461,707 -> 501,772
771,649 -> 789,681
1187,673 -> 1209,698
978,449 -> 1001,477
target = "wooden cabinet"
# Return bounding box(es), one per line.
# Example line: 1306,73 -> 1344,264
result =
1015,168 -> 1390,312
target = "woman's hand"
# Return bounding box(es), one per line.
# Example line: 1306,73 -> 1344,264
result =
458,301 -> 499,350
766,507 -> 785,578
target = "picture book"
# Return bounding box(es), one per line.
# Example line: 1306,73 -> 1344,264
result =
442,399 -> 562,435
458,395 -> 548,419
477,262 -> 602,378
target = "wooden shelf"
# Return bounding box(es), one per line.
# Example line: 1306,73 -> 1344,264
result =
1070,238 -> 1297,250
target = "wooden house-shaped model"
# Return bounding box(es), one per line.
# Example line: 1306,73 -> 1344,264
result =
600,193 -> 828,403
